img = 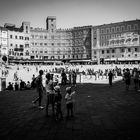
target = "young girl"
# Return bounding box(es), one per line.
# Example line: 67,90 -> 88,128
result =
65,87 -> 76,118
54,85 -> 63,120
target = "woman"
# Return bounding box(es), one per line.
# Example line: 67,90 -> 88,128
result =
45,73 -> 55,117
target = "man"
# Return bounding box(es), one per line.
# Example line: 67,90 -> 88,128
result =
108,70 -> 113,87
32,70 -> 44,109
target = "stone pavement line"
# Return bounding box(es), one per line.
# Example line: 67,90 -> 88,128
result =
0,81 -> 140,140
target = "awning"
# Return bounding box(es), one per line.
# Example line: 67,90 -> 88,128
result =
69,60 -> 91,62
104,58 -> 117,61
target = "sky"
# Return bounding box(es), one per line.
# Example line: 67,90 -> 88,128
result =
0,0 -> 140,29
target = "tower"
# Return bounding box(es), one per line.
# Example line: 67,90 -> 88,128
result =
22,22 -> 30,34
46,16 -> 56,32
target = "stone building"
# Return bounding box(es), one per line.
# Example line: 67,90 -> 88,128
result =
92,20 -> 140,64
30,16 -> 91,63
0,16 -> 140,64
0,27 -> 8,62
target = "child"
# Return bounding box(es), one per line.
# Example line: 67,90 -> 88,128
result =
54,85 -> 63,120
65,87 -> 76,118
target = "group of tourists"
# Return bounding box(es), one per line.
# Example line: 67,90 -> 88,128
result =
32,70 -> 76,121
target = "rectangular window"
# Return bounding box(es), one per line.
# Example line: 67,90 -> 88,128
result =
25,37 -> 29,40
121,26 -> 125,31
121,48 -> 124,53
116,27 -> 120,32
25,44 -> 29,48
102,50 -> 104,54
107,50 -> 110,53
106,28 -> 110,33
128,48 -> 131,52
134,24 -> 138,30
112,49 -> 115,53
135,48 -> 138,52
111,27 -> 115,33
127,25 -> 131,31
101,29 -> 104,34
15,35 -> 17,39
10,35 -> 12,38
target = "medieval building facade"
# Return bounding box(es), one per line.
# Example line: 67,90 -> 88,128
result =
0,16 -> 140,64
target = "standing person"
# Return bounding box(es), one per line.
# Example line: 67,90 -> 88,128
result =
124,68 -> 131,90
31,74 -> 36,88
133,68 -> 139,90
72,71 -> 77,87
108,70 -> 113,87
32,70 -> 44,109
54,85 -> 63,120
65,87 -> 76,118
61,70 -> 67,85
45,73 -> 55,117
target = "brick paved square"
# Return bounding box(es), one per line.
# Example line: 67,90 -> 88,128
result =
0,81 -> 140,140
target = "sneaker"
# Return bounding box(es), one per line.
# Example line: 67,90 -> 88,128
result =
38,106 -> 44,109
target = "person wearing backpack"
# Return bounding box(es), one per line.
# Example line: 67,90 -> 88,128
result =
32,70 -> 44,109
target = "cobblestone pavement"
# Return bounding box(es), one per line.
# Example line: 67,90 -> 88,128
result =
0,81 -> 140,140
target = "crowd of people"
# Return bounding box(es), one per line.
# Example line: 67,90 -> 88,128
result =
1,63 -> 140,120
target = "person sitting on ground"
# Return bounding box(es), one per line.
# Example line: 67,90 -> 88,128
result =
7,82 -> 13,90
